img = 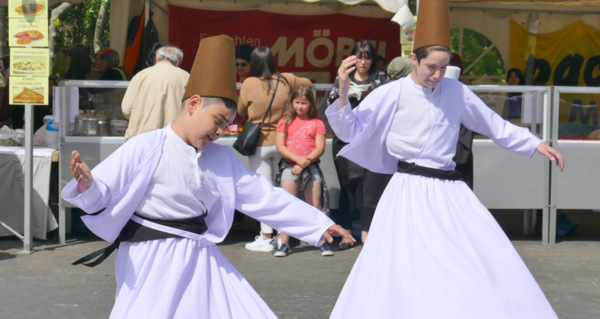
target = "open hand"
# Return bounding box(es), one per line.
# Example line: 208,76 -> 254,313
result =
322,224 -> 356,246
70,150 -> 93,192
536,142 -> 564,171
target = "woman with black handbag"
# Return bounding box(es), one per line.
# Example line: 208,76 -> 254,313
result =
237,46 -> 313,252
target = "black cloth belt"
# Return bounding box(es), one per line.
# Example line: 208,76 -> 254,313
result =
72,213 -> 208,267
397,160 -> 463,181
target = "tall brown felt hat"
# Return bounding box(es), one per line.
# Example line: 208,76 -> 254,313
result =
182,35 -> 237,103
413,0 -> 450,50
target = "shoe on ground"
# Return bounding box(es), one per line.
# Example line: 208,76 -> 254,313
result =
319,243 -> 334,256
273,244 -> 289,257
337,240 -> 351,251
245,236 -> 274,252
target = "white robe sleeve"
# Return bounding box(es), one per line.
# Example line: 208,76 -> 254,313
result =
461,87 -> 541,157
60,132 -> 163,242
325,98 -> 375,144
61,134 -> 157,213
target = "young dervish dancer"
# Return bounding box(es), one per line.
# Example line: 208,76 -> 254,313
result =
325,1 -> 563,318
62,35 -> 354,319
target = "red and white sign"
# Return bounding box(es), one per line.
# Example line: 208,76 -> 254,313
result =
169,5 -> 400,83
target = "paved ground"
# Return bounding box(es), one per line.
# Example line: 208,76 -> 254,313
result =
1,210 -> 599,319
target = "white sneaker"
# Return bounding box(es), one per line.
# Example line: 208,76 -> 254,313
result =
245,236 -> 275,252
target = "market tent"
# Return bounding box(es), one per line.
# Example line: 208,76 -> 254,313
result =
1,0 -> 599,76
127,0 -> 600,78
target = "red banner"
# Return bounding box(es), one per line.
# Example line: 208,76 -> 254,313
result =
168,5 -> 400,83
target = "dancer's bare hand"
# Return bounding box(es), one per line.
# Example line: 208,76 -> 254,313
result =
337,56 -> 356,108
70,150 -> 93,192
536,142 -> 564,171
323,224 -> 356,246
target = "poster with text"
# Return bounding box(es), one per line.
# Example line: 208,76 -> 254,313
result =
9,18 -> 48,47
9,76 -> 48,105
10,48 -> 49,77
8,0 -> 47,19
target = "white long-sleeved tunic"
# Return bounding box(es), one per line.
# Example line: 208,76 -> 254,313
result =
327,76 -> 540,173
62,125 -> 334,318
326,77 -> 557,319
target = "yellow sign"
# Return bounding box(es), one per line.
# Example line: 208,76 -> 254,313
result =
400,17 -> 417,57
9,76 -> 48,105
9,18 -> 48,47
510,20 -> 600,87
10,48 -> 49,77
8,0 -> 47,19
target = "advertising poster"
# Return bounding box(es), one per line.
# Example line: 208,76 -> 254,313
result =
400,17 -> 417,57
510,20 -> 600,124
9,76 -> 48,105
8,0 -> 47,19
10,48 -> 50,77
9,18 -> 48,47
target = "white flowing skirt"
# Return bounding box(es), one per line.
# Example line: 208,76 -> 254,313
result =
330,173 -> 558,319
110,238 -> 276,319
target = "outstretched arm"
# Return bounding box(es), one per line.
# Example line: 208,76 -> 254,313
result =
70,150 -> 93,193
536,142 -> 564,171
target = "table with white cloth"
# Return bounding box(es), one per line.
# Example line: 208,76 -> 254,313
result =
0,146 -> 58,239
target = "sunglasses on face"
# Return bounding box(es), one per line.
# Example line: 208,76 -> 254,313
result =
236,62 -> 248,67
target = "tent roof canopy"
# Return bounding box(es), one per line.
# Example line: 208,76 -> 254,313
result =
1,0 -> 598,13
304,0 -> 600,13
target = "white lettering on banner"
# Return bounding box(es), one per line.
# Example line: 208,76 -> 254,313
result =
272,37 -> 305,67
272,32 -> 388,69
306,37 -> 334,67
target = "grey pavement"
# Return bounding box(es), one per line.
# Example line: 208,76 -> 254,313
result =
1,210 -> 599,319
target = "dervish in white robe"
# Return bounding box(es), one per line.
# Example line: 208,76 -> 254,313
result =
326,76 -> 558,318
62,125 -> 334,319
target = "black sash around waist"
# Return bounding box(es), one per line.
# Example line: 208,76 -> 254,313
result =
72,213 -> 208,267
397,160 -> 463,181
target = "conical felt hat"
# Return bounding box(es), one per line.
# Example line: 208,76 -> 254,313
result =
413,0 -> 450,50
182,35 -> 237,103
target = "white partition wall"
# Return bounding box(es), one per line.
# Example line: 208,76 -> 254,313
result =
470,86 -> 553,242
56,81 -> 598,244
56,80 -> 129,244
56,81 -> 342,244
552,86 -> 600,244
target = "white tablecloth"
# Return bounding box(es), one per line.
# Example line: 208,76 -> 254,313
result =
0,147 -> 58,239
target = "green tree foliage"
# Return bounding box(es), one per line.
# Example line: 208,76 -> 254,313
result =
451,28 -> 506,83
51,0 -> 110,78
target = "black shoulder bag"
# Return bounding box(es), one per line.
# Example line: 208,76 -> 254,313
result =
233,75 -> 281,156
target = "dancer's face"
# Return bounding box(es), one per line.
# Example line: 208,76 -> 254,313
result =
410,51 -> 451,89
